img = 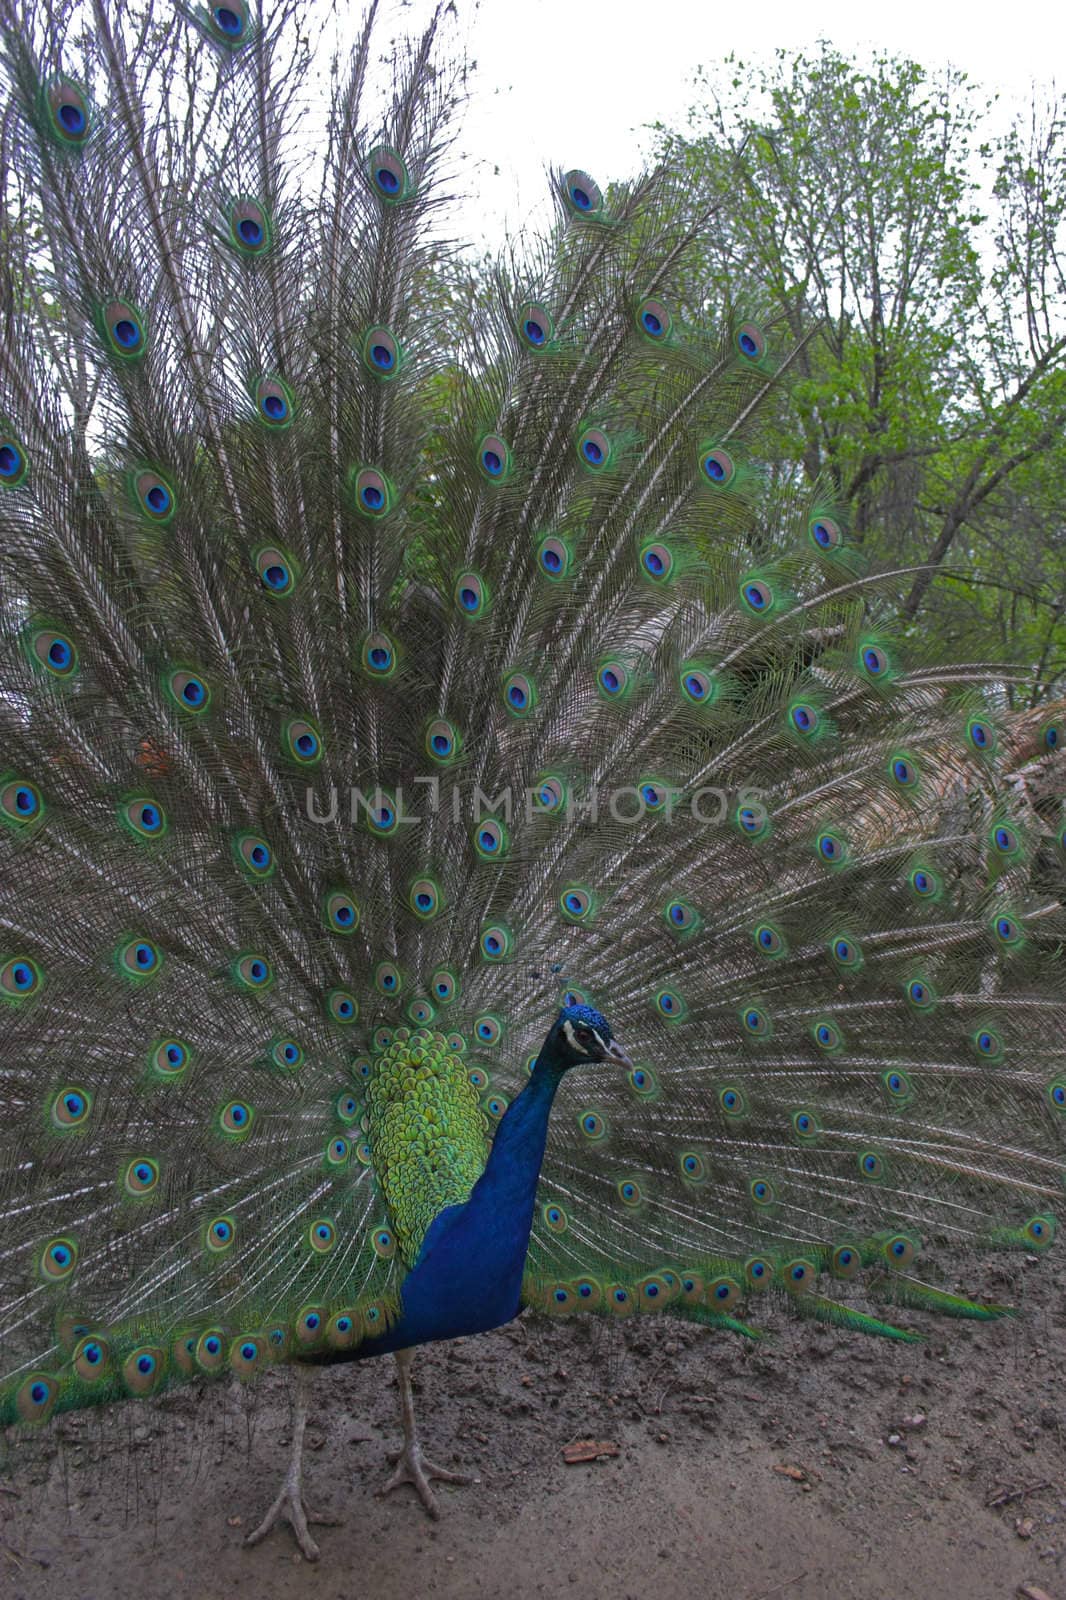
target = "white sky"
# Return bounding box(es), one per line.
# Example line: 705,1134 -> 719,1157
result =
390,0 -> 1066,251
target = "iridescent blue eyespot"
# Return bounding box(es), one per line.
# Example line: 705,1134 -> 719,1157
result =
150,1038 -> 189,1079
431,969 -> 458,1001
992,824 -> 1019,855
118,938 -> 163,979
736,322 -> 765,359
564,170 -> 602,215
641,543 -> 673,580
538,536 -> 570,577
830,1245 -> 860,1279
598,662 -> 628,696
168,669 -> 209,712
2,955 -> 42,999
220,1100 -> 253,1135
877,1062 -> 915,1100
700,447 -> 735,484
41,1237 -> 78,1280
328,989 -> 357,1023
475,818 -> 507,859
830,936 -> 861,968
809,516 -> 844,552
212,5 -> 246,39
480,926 -> 511,961
123,1344 -> 163,1395
637,298 -> 671,340
754,923 -> 785,956
973,1028 -> 1002,1059
720,1086 -> 746,1116
577,426 -> 612,471
0,438 -> 25,483
206,1215 -> 235,1251
31,628 -> 77,677
518,302 -> 552,348
475,1014 -> 501,1045
368,147 -> 410,202
420,720 -> 459,767
1,778 -> 42,826
73,1337 -> 109,1380
503,673 -> 534,714
125,1158 -> 160,1196
103,300 -> 146,358
628,1066 -> 656,1097
655,988 -> 684,1019
578,1110 -> 605,1140
785,1260 -> 816,1291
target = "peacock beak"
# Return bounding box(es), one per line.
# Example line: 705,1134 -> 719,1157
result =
602,1038 -> 633,1069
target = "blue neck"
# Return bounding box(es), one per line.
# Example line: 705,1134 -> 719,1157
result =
348,1051 -> 567,1357
464,1054 -> 565,1232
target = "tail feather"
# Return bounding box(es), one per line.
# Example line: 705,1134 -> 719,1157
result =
0,0 -> 1063,1433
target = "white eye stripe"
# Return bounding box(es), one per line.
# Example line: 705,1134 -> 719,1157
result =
562,1019 -> 605,1056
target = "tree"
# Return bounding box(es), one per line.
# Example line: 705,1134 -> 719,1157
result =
648,45 -> 1066,696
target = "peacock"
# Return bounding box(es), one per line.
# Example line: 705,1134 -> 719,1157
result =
1,0 -> 1064,1566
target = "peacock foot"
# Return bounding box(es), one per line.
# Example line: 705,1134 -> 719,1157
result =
376,1439 -> 472,1519
243,1477 -> 340,1562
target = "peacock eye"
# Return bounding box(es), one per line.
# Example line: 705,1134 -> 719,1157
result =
577,1028 -> 592,1045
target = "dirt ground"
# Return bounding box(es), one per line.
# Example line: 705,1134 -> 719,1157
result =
3,1251 -> 1065,1600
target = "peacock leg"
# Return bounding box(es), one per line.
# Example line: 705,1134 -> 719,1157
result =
244,1364 -> 340,1561
376,1347 -> 472,1518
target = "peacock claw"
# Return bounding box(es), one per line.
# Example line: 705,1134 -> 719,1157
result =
243,1480 -> 340,1562
377,1440 -> 472,1519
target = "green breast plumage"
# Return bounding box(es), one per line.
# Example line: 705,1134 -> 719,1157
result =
365,1031 -> 490,1267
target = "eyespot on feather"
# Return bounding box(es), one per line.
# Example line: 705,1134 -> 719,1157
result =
29,626 -> 77,677
229,197 -> 272,255
130,467 -> 176,524
367,146 -> 411,203
352,466 -> 396,516
517,301 -> 554,349
362,326 -> 402,377
0,425 -> 28,488
44,76 -> 92,145
101,299 -> 146,360
636,297 -> 671,341
562,170 -> 602,216
477,434 -> 511,482
203,2 -> 253,48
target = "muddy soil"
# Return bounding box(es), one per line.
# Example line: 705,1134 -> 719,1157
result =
3,1252 -> 1064,1600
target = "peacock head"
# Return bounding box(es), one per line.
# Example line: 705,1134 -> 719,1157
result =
542,1004 -> 632,1072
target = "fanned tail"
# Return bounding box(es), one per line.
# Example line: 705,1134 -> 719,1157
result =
0,0 -> 1064,1443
